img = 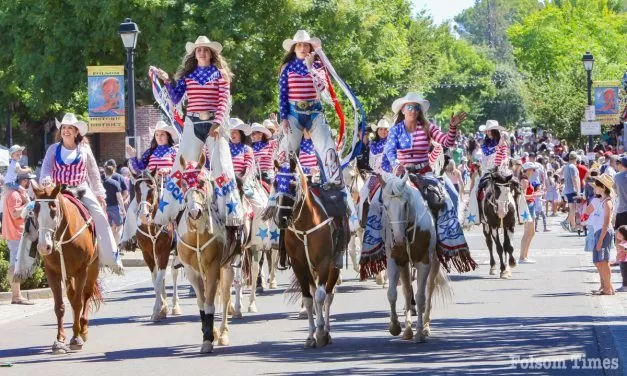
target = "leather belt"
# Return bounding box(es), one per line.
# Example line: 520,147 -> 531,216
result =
187,111 -> 215,121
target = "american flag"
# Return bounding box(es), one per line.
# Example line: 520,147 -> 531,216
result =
276,164 -> 296,195
387,121 -> 456,168
166,65 -> 230,124
369,138 -> 391,172
299,138 -> 318,175
149,66 -> 184,132
52,145 -> 86,186
230,142 -> 254,177
279,59 -> 325,120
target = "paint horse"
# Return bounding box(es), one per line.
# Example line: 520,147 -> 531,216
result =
175,154 -> 235,353
30,182 -> 102,354
266,155 -> 346,348
133,171 -> 182,321
478,170 -> 519,279
380,173 -> 452,343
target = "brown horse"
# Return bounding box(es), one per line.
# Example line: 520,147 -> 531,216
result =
133,171 -> 182,321
175,154 -> 234,353
31,182 -> 102,354
267,155 -> 342,348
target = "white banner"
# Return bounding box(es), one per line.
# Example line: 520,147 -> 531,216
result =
580,121 -> 601,136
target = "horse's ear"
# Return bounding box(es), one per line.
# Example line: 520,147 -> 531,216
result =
198,152 -> 206,169
51,184 -> 62,198
179,154 -> 186,169
505,174 -> 513,183
274,160 -> 281,170
31,180 -> 41,195
289,156 -> 297,172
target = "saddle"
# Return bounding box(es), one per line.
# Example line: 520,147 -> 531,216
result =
61,191 -> 96,234
310,186 -> 349,218
408,174 -> 445,214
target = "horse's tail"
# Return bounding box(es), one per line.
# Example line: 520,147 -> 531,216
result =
428,261 -> 453,308
283,273 -> 302,306
89,279 -> 104,312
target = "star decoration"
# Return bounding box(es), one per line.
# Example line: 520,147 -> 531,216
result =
270,229 -> 280,241
226,199 -> 238,214
466,214 -> 476,222
521,211 -> 530,221
158,199 -> 169,212
256,227 -> 268,240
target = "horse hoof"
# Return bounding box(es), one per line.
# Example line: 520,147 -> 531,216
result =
389,321 -> 402,336
69,337 -> 84,351
218,334 -> 230,346
171,305 -> 182,316
422,325 -> 431,337
151,311 -> 166,322
200,340 -> 214,354
489,267 -> 497,275
336,275 -> 342,286
232,311 -> 243,319
402,327 -> 414,341
298,309 -> 308,319
269,280 -> 277,289
500,271 -> 511,279
80,331 -> 89,342
414,334 -> 426,344
52,341 -> 69,354
304,337 -> 317,349
509,259 -> 517,268
315,331 -> 329,347
248,304 -> 258,313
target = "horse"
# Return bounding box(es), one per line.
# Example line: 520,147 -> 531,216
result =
30,182 -> 102,354
266,155 -> 344,348
478,171 -> 519,279
380,172 -> 452,343
175,154 -> 235,353
342,160 -> 365,275
133,171 -> 182,321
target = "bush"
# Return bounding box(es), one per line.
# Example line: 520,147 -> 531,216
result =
0,238 -> 48,292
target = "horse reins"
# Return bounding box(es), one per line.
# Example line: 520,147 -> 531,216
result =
135,177 -> 170,267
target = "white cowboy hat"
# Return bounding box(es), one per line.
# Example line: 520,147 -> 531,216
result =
391,92 -> 430,114
371,118 -> 390,132
56,113 -> 88,136
8,144 -> 25,156
522,162 -> 537,171
478,124 -> 486,132
250,122 -> 272,138
229,118 -> 251,136
185,35 -> 223,55
484,120 -> 504,132
262,119 -> 278,133
283,30 -> 321,52
153,120 -> 179,143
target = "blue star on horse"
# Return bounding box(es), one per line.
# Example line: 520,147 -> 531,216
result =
226,199 -> 238,214
466,214 -> 476,223
521,211 -> 530,221
270,229 -> 280,241
256,227 -> 268,240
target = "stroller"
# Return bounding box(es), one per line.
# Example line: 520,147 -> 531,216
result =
573,196 -> 588,237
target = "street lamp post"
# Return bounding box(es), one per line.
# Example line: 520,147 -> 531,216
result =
582,51 -> 594,152
119,18 -> 140,148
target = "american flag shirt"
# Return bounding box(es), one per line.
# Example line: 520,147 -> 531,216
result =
52,143 -> 86,186
229,142 -> 254,177
299,138 -> 319,175
481,138 -> 508,167
129,145 -> 177,174
166,65 -> 230,124
384,121 -> 456,170
368,138 -> 391,173
279,59 -> 327,120
251,139 -> 278,173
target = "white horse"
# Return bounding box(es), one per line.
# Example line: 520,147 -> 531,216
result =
380,172 -> 452,342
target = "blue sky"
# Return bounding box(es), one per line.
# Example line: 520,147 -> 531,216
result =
411,0 -> 476,24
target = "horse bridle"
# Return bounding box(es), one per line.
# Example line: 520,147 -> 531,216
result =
489,181 -> 512,216
275,170 -> 306,226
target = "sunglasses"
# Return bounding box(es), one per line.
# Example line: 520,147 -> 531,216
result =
405,104 -> 421,112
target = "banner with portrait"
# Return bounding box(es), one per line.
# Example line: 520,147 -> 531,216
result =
593,80 -> 620,125
87,66 -> 126,132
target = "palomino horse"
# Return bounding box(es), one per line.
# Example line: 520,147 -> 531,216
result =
380,173 -> 452,343
133,171 -> 182,321
31,182 -> 102,354
478,171 -> 519,279
267,155 -> 343,348
175,155 -> 234,353
342,160 -> 365,274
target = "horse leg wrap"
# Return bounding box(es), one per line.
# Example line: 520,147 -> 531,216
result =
202,312 -> 215,342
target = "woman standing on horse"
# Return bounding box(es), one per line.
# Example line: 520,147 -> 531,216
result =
383,93 -> 475,273
39,113 -> 123,273
277,30 -> 342,189
119,121 -> 179,252
463,120 -> 509,227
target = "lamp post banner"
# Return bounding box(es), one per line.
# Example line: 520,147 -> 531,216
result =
593,80 -> 621,125
87,65 -> 126,133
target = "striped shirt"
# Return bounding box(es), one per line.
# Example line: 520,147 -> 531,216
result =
251,139 -> 278,173
369,138 -> 390,173
279,59 -> 326,120
481,138 -> 509,168
299,138 -> 318,175
384,121 -> 456,170
166,65 -> 230,124
229,142 -> 254,177
52,143 -> 86,186
130,145 -> 177,174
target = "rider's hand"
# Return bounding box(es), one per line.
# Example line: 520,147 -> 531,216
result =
98,196 -> 106,209
156,68 -> 169,82
210,124 -> 220,138
281,120 -> 290,134
125,145 -> 136,159
449,111 -> 468,129
269,113 -> 278,123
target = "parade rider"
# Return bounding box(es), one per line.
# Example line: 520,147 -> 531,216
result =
119,120 -> 179,252
39,113 -> 123,273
